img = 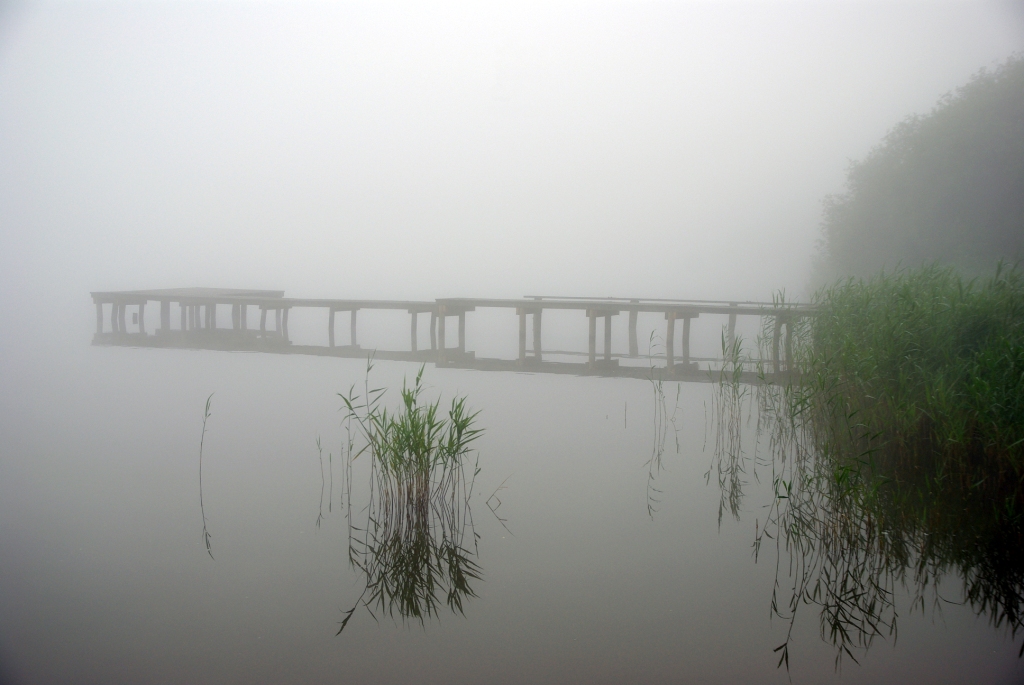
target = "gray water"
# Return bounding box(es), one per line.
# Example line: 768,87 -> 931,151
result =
1,343 -> 1021,684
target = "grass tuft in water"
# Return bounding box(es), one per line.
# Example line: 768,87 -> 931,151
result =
334,361 -> 484,632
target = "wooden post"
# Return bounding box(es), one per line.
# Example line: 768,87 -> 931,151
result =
231,304 -> 239,330
118,303 -> 127,334
430,312 -> 437,350
180,303 -> 186,331
282,307 -> 290,343
682,316 -> 691,367
138,303 -> 146,334
458,311 -> 466,353
628,305 -> 638,357
96,303 -> 104,335
209,303 -> 216,329
666,312 -> 676,370
533,309 -> 542,361
437,306 -> 447,362
240,304 -> 248,331
772,316 -> 782,374
727,304 -> 737,351
783,316 -> 793,373
350,310 -> 358,347
518,308 -> 527,363
275,308 -> 282,335
260,307 -> 267,337
111,302 -> 118,333
328,309 -> 335,348
410,312 -> 418,352
588,311 -> 597,364
603,314 -> 612,361
160,301 -> 170,333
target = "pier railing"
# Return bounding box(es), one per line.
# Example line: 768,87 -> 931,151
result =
90,288 -> 815,382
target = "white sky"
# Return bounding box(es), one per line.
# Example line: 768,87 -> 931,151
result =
1,0 -> 1022,332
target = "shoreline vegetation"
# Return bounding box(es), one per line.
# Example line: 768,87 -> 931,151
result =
711,264 -> 1024,668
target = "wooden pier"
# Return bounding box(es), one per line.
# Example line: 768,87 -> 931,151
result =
90,288 -> 814,383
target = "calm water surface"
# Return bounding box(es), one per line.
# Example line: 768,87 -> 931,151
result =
1,345 -> 1021,684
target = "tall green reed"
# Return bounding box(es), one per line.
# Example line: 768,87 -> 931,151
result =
710,265 -> 1024,669
333,360 -> 484,633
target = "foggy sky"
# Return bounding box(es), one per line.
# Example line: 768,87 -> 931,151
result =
1,0 -> 1023,359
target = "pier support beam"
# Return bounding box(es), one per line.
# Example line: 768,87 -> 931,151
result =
231,304 -> 240,330
160,301 -> 170,333
533,310 -> 542,361
518,309 -> 527,363
682,316 -> 691,366
588,311 -> 597,364
603,314 -> 612,362
328,309 -> 335,347
666,312 -> 675,370
118,303 -> 126,334
666,310 -> 697,373
96,303 -> 104,335
772,314 -> 792,374
350,310 -> 358,347
240,304 -> 248,331
410,312 -> 418,352
430,313 -> 437,350
437,306 -> 447,362
260,308 -> 267,337
458,311 -> 466,353
628,304 -> 638,357
282,307 -> 290,343
138,303 -> 146,334
727,304 -> 737,351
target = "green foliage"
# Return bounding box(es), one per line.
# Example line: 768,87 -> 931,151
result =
340,363 -> 482,499
803,264 -> 1024,489
710,266 -> 1024,668
815,55 -> 1024,284
335,362 -> 484,633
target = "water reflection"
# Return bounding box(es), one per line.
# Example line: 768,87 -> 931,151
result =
328,364 -> 485,633
338,476 -> 481,633
709,352 -> 1024,669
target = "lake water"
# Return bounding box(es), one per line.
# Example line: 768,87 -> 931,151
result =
1,344 -> 1022,684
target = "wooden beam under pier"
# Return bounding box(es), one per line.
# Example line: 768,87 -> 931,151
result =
90,288 -> 814,383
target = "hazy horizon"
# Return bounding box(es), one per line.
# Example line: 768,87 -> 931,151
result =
2,2 -> 1023,316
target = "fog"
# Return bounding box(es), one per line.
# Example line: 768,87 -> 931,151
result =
3,2 -> 1023,313
2,2 -> 1024,682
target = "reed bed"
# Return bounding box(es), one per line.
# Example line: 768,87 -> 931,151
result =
710,265 -> 1024,668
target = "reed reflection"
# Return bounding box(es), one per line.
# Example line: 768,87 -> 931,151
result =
332,363 -> 484,634
709,305 -> 1024,670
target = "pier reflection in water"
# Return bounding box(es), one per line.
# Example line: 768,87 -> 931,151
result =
89,287 -> 813,382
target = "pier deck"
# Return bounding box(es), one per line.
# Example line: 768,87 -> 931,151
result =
90,288 -> 815,383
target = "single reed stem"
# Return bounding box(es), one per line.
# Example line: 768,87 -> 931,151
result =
199,393 -> 214,560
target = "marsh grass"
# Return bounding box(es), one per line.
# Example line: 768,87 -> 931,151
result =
711,265 -> 1024,669
646,332 -> 681,518
706,331 -> 757,526
334,361 -> 484,633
